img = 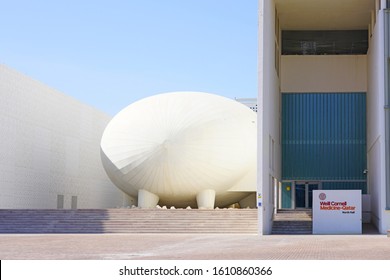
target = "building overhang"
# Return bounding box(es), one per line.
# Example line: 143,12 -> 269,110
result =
275,0 -> 374,30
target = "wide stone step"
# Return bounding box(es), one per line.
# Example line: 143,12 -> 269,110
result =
272,210 -> 313,234
0,209 -> 258,234
271,231 -> 312,235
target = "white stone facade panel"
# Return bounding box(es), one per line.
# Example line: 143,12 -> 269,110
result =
0,64 -> 131,209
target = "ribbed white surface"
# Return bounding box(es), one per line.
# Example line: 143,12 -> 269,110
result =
101,92 -> 256,205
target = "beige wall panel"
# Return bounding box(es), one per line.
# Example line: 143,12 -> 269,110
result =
281,55 -> 367,93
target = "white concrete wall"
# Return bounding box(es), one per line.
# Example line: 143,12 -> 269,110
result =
0,65 -> 134,209
258,0 -> 281,234
281,55 -> 367,93
367,9 -> 389,234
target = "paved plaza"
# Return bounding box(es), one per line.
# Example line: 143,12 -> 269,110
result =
0,232 -> 389,260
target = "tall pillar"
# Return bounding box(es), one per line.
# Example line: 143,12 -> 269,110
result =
138,189 -> 159,208
196,189 -> 216,209
385,10 -> 390,210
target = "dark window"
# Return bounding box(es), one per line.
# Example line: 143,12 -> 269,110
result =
282,30 -> 368,55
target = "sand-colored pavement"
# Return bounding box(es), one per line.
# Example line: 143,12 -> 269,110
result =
0,233 -> 389,260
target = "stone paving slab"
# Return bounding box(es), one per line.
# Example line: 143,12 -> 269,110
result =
0,233 -> 389,260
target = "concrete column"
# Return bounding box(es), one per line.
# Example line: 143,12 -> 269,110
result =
196,189 -> 216,209
138,189 -> 159,208
385,10 -> 390,209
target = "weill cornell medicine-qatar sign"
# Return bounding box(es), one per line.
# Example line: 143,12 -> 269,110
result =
312,190 -> 362,234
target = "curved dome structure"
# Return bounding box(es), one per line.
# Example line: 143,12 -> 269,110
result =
101,92 -> 256,208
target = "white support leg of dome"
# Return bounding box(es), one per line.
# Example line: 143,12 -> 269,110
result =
138,189 -> 159,208
196,189 -> 216,209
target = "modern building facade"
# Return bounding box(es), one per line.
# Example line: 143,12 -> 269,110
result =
258,0 -> 390,234
0,65 -> 133,209
0,64 -> 257,211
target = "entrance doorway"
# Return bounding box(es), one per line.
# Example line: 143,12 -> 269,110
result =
295,182 -> 320,208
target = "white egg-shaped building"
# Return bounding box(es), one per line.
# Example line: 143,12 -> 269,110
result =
101,92 -> 256,208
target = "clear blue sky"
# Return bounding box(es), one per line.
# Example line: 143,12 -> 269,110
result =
0,0 -> 258,116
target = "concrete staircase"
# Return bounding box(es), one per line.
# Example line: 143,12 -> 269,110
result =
271,209 -> 312,234
0,208 -> 258,234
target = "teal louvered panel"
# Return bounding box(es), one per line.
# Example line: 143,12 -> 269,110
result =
322,182 -> 367,193
282,93 -> 367,186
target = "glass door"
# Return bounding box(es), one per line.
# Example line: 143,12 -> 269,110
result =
295,184 -> 306,208
295,182 -> 320,208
